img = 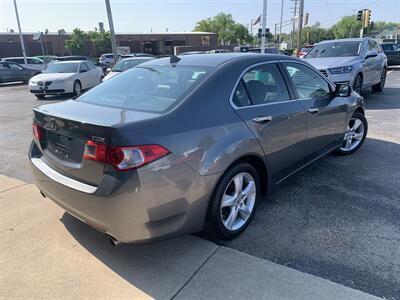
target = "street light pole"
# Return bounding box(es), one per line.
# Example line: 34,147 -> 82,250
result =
105,0 -> 118,63
261,0 -> 267,53
13,0 -> 27,64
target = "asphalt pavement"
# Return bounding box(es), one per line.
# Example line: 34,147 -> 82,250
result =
0,67 -> 399,299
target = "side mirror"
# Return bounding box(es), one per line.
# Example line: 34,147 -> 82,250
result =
80,69 -> 87,73
335,84 -> 352,97
365,50 -> 378,59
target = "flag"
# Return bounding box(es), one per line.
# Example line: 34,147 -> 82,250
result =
252,15 -> 261,26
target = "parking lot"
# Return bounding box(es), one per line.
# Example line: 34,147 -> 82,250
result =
0,67 -> 399,299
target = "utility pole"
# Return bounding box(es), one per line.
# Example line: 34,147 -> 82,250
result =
279,0 -> 284,43
105,0 -> 118,63
290,0 -> 298,49
13,0 -> 27,64
274,23 -> 277,46
296,0 -> 304,54
261,0 -> 267,53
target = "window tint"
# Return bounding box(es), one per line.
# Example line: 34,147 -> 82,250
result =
284,62 -> 331,99
78,65 -> 212,113
28,58 -> 43,65
8,63 -> 23,69
232,80 -> 251,107
381,44 -> 393,51
0,63 -> 8,69
7,58 -> 24,64
79,63 -> 89,72
239,63 -> 290,105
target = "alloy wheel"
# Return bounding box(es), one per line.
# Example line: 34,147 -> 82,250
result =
353,75 -> 362,94
340,117 -> 365,152
74,82 -> 81,96
220,172 -> 256,231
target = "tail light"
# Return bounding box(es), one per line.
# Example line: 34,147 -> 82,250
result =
32,122 -> 43,142
83,141 -> 169,171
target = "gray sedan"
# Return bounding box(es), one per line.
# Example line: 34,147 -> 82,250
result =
29,54 -> 367,245
0,62 -> 40,84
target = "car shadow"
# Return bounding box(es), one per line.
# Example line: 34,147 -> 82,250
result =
60,212 -> 216,299
0,81 -> 27,87
363,87 -> 400,110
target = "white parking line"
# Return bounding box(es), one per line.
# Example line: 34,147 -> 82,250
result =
387,70 -> 393,75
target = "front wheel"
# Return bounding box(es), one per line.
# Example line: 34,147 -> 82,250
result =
352,74 -> 363,94
334,111 -> 368,155
205,163 -> 260,241
73,81 -> 82,96
35,94 -> 46,99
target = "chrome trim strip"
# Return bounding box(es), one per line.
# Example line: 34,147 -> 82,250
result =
31,157 -> 97,194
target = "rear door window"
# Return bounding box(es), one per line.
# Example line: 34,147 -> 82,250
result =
78,65 -> 213,113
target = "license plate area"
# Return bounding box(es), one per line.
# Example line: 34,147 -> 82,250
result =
46,131 -> 84,164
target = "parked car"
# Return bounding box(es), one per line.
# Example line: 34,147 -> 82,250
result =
54,56 -> 107,72
179,51 -> 208,55
120,53 -> 155,58
0,61 -> 40,83
103,56 -> 155,81
29,60 -> 103,99
298,45 -> 314,58
381,43 -> 400,66
209,49 -> 231,53
35,55 -> 58,64
30,54 -> 367,245
2,57 -> 46,71
305,38 -> 387,93
99,53 -> 120,65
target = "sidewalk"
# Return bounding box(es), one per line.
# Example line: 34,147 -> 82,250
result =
0,174 -> 381,299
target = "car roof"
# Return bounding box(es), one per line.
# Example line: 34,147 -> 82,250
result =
143,53 -> 298,67
317,38 -> 367,44
52,60 -> 85,64
4,56 -> 36,59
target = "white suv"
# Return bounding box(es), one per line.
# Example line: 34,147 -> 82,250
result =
99,53 -> 119,66
305,38 -> 387,93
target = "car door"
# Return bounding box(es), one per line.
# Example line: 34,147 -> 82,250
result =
363,40 -> 380,86
0,63 -> 13,82
282,61 -> 348,160
86,62 -> 99,87
371,40 -> 385,82
232,62 -> 307,181
7,62 -> 25,81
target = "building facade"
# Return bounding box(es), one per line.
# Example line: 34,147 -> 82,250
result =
0,32 -> 218,58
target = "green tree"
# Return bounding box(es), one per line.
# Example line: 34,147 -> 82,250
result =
87,30 -> 111,56
65,28 -> 88,55
194,13 -> 252,45
332,16 -> 361,39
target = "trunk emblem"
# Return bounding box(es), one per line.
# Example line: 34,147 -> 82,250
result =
91,136 -> 107,143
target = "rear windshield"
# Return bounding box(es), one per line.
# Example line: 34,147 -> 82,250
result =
112,59 -> 150,72
306,41 -> 361,58
77,65 -> 212,113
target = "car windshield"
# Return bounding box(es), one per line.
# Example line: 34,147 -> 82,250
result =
78,65 -> 212,113
44,63 -> 78,73
306,41 -> 361,58
112,59 -> 149,72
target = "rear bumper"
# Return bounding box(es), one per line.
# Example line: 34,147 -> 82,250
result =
29,141 -> 219,243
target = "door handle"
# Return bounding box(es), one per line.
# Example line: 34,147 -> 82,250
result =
252,116 -> 272,123
307,108 -> 319,114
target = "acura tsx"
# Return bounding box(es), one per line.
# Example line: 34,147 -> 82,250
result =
30,53 -> 367,245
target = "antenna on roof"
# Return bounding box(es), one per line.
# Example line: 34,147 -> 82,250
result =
170,54 -> 181,66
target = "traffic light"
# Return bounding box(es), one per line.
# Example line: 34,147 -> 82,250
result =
304,13 -> 309,26
370,21 -> 374,30
357,10 -> 363,21
363,9 -> 371,28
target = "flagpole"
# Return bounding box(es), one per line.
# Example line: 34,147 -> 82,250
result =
251,19 -> 253,36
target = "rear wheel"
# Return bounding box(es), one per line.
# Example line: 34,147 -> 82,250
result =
352,74 -> 363,94
205,163 -> 259,241
371,68 -> 386,92
35,94 -> 46,100
334,111 -> 367,155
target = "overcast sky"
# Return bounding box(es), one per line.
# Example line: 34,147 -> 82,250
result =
1,0 -> 399,34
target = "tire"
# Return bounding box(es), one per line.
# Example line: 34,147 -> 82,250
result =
334,111 -> 368,155
100,76 -> 104,83
371,68 -> 386,92
352,73 -> 363,94
73,80 -> 82,96
35,94 -> 46,100
205,163 -> 260,241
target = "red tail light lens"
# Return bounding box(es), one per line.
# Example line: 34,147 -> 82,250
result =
83,141 -> 169,171
83,141 -> 107,161
32,122 -> 43,142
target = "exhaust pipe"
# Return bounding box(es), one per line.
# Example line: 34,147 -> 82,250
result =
109,236 -> 122,247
